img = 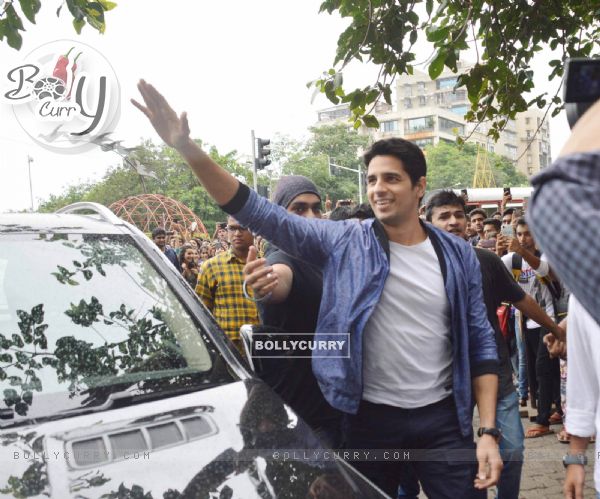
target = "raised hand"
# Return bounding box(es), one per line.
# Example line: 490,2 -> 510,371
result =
131,80 -> 191,150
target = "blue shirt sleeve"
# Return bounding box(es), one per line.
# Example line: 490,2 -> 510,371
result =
529,150 -> 600,326
220,183 -> 359,267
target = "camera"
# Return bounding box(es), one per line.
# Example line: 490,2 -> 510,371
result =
564,58 -> 600,128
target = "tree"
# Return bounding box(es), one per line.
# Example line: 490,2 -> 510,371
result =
424,141 -> 528,190
273,123 -> 370,204
37,140 -> 252,233
0,0 -> 117,50
313,1 -> 600,141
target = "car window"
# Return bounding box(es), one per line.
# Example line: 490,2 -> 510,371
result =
0,232 -> 235,421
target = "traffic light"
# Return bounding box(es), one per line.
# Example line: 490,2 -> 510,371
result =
256,138 -> 271,170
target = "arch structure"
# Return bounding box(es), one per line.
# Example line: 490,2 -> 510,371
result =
109,194 -> 209,239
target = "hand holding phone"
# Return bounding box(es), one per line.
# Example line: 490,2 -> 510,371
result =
501,225 -> 514,238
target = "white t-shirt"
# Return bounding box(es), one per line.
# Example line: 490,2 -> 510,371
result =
565,295 -> 600,491
362,237 -> 453,408
501,252 -> 554,328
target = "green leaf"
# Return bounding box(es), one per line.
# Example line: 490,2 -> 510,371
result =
426,0 -> 433,16
362,115 -> 379,128
5,4 -> 25,31
22,391 -> 33,405
18,0 -> 42,24
6,27 -> 22,50
11,334 -> 24,348
99,0 -> 118,11
426,26 -> 449,43
73,18 -> 86,34
409,29 -> 418,45
333,72 -> 343,89
31,304 -> 44,323
3,388 -> 19,406
428,50 -> 446,80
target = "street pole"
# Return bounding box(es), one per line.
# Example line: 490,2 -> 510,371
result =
251,129 -> 257,191
329,157 -> 363,204
27,155 -> 34,212
358,166 -> 363,204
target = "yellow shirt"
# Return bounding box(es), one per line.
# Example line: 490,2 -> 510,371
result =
195,250 -> 259,340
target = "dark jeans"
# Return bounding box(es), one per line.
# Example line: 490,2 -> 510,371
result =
345,396 -> 477,498
524,325 -> 561,425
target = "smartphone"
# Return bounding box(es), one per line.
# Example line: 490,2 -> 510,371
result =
501,225 -> 514,237
461,189 -> 468,197
480,238 -> 497,249
503,187 -> 511,196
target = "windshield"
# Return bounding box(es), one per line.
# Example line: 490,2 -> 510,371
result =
0,232 -> 235,422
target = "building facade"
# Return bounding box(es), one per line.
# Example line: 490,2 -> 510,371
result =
316,61 -> 551,178
515,109 -> 552,176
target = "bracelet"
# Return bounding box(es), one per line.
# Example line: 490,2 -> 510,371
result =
242,280 -> 272,303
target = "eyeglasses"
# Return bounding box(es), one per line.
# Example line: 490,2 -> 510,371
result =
226,225 -> 248,233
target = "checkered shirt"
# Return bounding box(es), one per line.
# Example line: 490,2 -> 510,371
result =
528,150 -> 600,326
195,249 -> 259,340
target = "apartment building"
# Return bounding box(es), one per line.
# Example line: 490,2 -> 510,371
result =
316,61 -> 550,177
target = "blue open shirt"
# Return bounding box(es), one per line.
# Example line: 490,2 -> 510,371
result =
223,184 -> 498,437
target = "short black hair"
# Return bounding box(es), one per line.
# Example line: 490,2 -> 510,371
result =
363,138 -> 426,186
502,208 -> 515,216
469,208 -> 487,220
425,190 -> 465,222
328,206 -> 353,221
329,203 -> 375,222
492,211 -> 502,218
151,227 -> 166,239
351,203 -> 375,220
483,218 -> 501,232
516,217 -> 528,228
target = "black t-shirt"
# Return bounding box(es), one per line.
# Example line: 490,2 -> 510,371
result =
258,246 -> 341,430
474,248 -> 526,398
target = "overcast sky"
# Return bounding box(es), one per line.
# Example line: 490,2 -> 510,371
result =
0,1 -> 571,212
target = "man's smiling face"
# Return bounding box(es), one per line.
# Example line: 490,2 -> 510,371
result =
366,155 -> 425,228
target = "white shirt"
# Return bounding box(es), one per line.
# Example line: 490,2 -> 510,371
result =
565,295 -> 600,491
501,252 -> 554,328
362,237 -> 453,408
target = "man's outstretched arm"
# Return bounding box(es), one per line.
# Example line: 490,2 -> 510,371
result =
132,80 -> 353,268
132,80 -> 238,206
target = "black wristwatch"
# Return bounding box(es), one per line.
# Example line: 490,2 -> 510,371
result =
477,427 -> 501,441
563,453 -> 588,468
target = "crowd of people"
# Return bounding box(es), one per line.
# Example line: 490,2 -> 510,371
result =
134,79 -> 600,499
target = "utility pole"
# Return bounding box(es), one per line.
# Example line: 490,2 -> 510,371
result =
251,129 -> 257,191
328,157 -> 363,204
27,155 -> 34,212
